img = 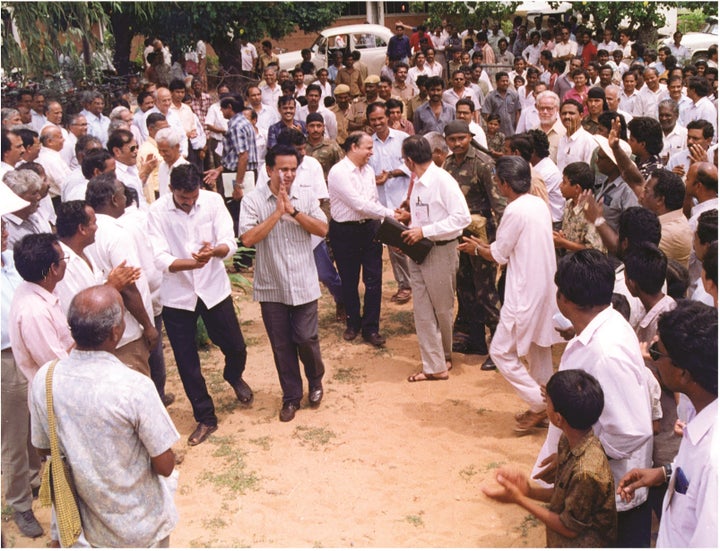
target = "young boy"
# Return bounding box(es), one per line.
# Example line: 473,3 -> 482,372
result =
553,161 -> 605,254
483,369 -> 617,547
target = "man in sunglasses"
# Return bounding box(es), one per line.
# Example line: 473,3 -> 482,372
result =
617,301 -> 717,548
108,129 -> 153,210
533,249 -> 653,548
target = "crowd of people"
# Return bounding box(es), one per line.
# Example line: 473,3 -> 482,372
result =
0,12 -> 717,548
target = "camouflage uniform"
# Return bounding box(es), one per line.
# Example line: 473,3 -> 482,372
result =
307,139 -> 344,181
444,146 -> 506,353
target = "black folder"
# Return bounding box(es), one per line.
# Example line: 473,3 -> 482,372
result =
374,217 -> 434,264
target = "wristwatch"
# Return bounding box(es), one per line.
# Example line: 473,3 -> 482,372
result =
662,463 -> 673,482
593,216 -> 606,227
290,208 -> 300,218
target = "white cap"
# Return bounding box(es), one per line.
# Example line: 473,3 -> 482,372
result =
0,181 -> 30,216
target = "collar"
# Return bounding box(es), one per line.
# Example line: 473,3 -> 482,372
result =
567,431 -> 598,458
638,295 -> 675,329
658,208 -> 687,223
24,280 -> 59,306
691,197 -> 718,218
684,398 -> 717,446
573,305 -> 615,347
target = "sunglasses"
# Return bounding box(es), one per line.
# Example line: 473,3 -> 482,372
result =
648,341 -> 670,362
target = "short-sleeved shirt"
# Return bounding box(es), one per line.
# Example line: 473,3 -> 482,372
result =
547,432 -> 617,547
560,199 -> 606,254
412,101 -> 455,135
481,90 -> 521,137
30,350 -> 179,547
238,182 -> 325,305
223,112 -> 258,171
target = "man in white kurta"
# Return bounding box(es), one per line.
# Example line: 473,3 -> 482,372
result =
475,156 -> 557,432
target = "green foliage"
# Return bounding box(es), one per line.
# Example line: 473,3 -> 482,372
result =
411,2 -> 520,29
677,8 -> 713,33
2,2 -> 108,79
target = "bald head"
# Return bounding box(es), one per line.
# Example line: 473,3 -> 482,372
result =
68,285 -> 125,350
40,125 -> 64,151
688,162 -> 719,200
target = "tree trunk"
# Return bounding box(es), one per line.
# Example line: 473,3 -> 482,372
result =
109,10 -> 134,76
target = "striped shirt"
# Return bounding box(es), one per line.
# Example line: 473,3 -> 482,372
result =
239,182 -> 325,305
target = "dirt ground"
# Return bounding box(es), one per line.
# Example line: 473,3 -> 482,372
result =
3,251 -> 563,548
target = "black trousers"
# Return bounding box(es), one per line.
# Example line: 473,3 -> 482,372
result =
260,301 -> 324,405
162,295 -> 247,426
329,219 -> 382,336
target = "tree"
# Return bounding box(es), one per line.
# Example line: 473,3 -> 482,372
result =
1,2 -> 108,81
112,2 -> 348,77
548,1 -> 718,45
2,2 -> 347,82
410,1 -> 521,30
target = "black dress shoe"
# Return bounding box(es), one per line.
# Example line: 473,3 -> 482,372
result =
452,340 -> 488,355
481,356 -> 497,371
308,386 -> 324,407
343,327 -> 359,341
279,402 -> 300,422
188,422 -> 218,446
362,332 -> 386,347
232,378 -> 254,405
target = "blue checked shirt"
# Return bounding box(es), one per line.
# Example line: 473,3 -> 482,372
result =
222,113 -> 258,171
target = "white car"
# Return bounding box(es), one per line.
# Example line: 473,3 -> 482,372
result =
664,17 -> 718,62
277,24 -> 393,77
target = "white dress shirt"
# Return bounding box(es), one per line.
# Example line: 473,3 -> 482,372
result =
328,157 -> 394,222
533,306 -> 653,512
37,146 -> 71,197
661,123 -> 688,161
54,241 -> 104,315
205,102 -> 228,142
254,103 -> 281,132
61,132 -> 78,170
533,156 -> 564,222
556,127 -> 597,171
115,161 -> 149,209
656,399 -> 717,547
409,162 -> 470,240
80,109 -> 110,146
84,213 -> 154,348
260,84 -> 282,109
147,190 -> 237,311
118,205 -> 164,316
157,157 -> 189,197
61,168 -> 88,202
682,96 -> 718,140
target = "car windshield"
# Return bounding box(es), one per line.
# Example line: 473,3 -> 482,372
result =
701,21 -> 718,35
352,33 -> 387,49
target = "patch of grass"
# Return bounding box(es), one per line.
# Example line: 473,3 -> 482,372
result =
249,436 -> 272,451
1,504 -> 13,518
484,461 -> 506,472
459,464 -> 478,481
332,365 -> 363,383
216,396 -> 240,414
201,517 -> 228,530
383,309 -> 416,337
405,511 -> 424,527
178,485 -> 192,496
293,425 -> 337,450
199,435 -> 260,495
476,407 -> 488,415
244,336 -> 262,347
204,367 -> 226,394
514,513 -> 540,539
189,537 -> 218,548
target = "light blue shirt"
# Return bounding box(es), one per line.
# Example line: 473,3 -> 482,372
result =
368,128 -> 411,209
1,250 -> 24,349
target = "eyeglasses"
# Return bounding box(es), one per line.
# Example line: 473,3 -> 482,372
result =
648,341 -> 671,362
125,144 -> 138,152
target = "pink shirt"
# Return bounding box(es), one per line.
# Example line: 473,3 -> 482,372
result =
8,281 -> 73,386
